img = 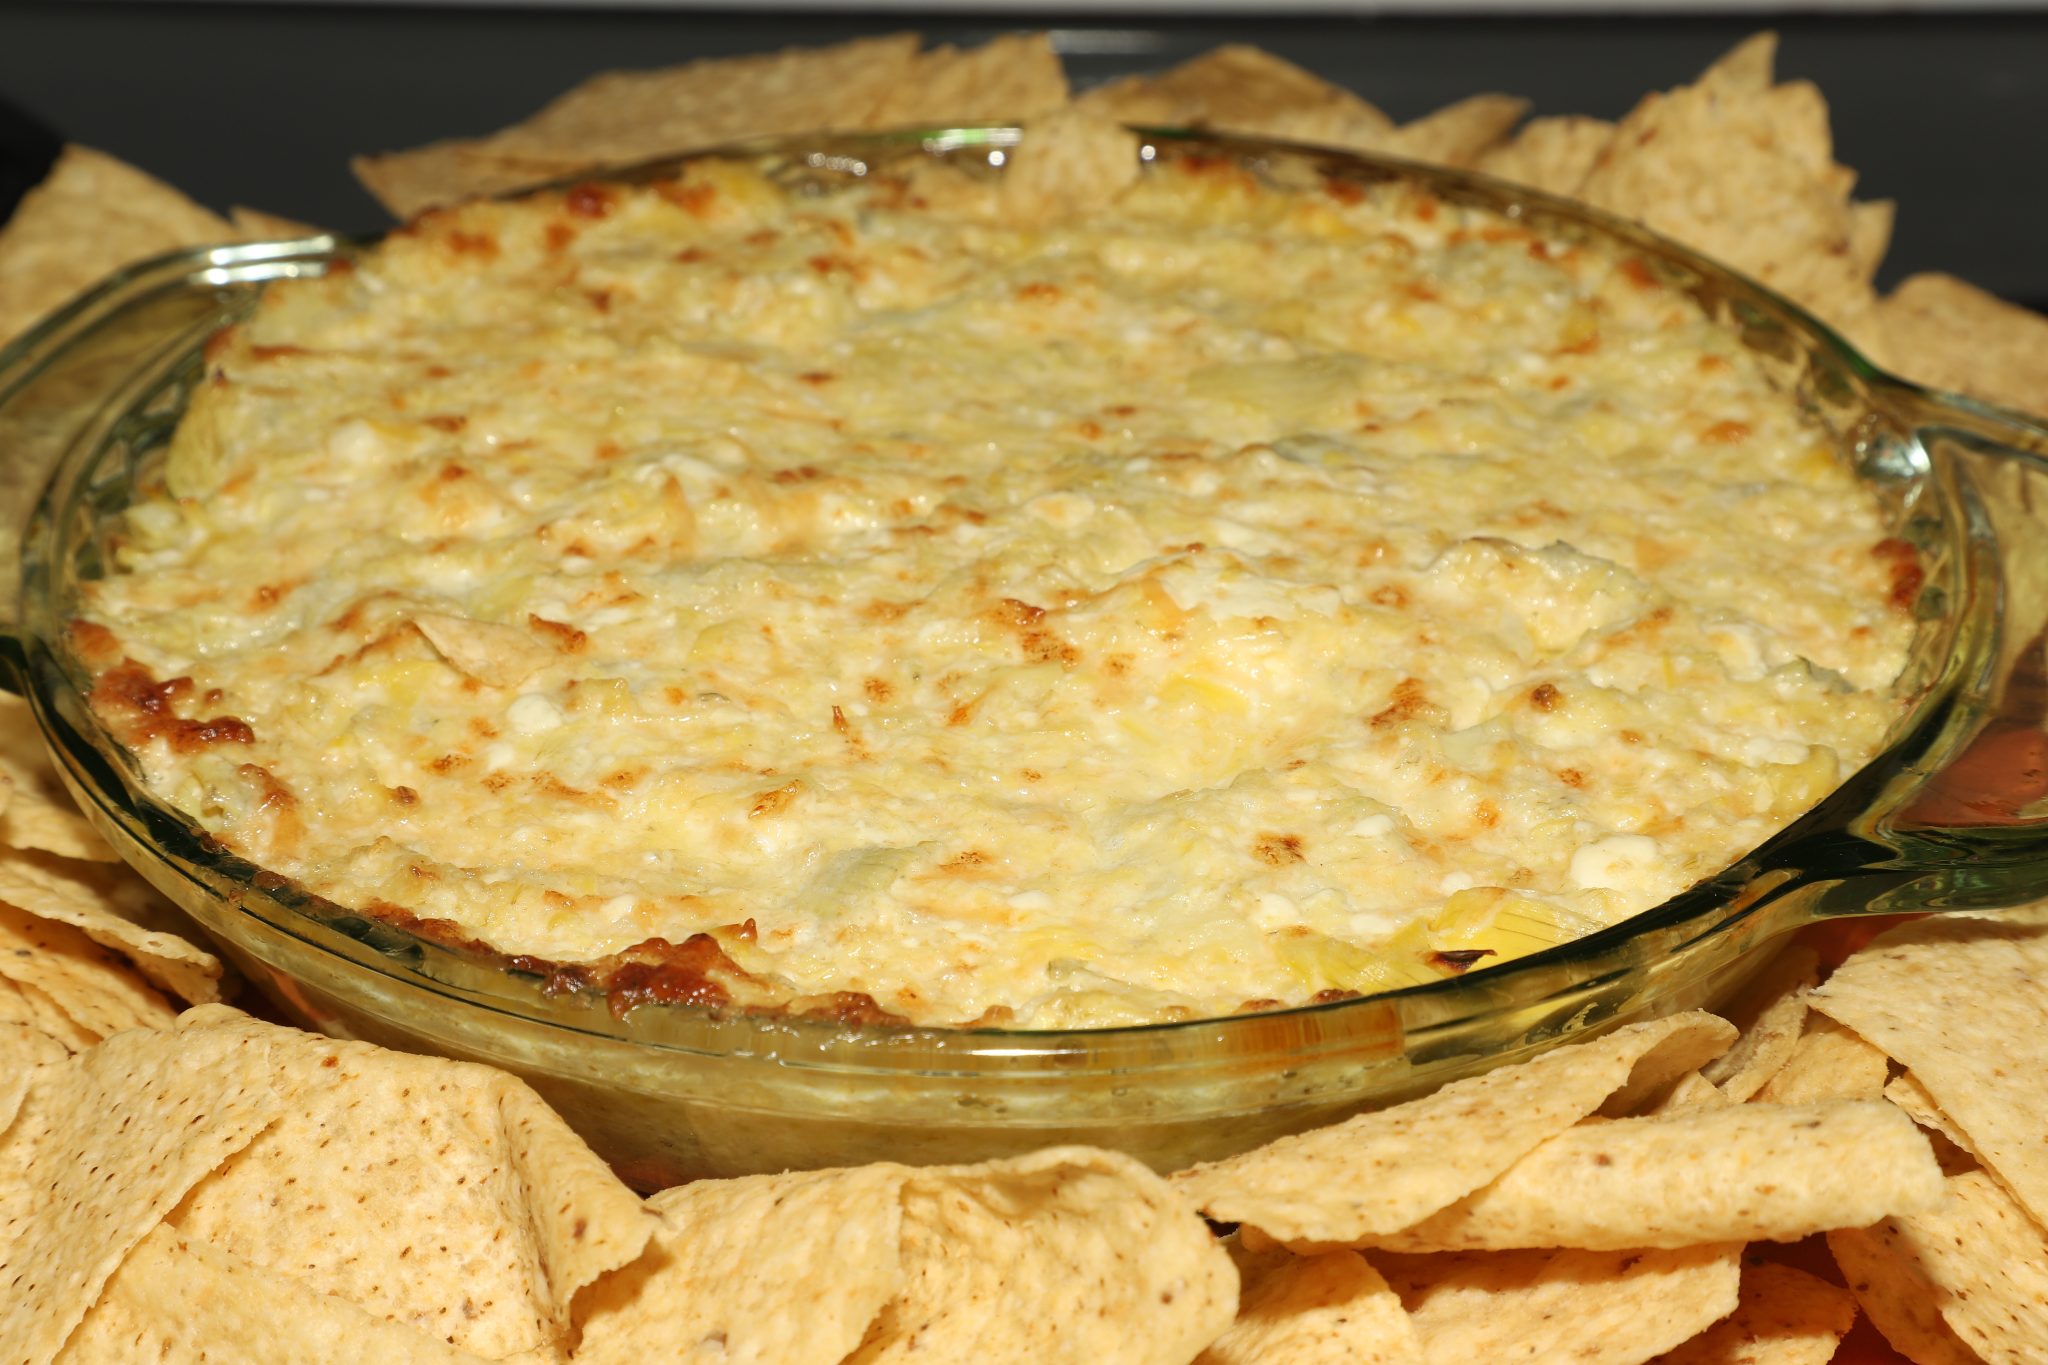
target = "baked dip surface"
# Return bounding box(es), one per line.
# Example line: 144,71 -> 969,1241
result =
76,144 -> 1915,1028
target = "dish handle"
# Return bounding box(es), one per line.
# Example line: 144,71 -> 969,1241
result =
0,239 -> 341,698
1841,389 -> 2048,913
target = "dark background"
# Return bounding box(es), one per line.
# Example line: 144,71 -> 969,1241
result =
2,4 -> 2044,306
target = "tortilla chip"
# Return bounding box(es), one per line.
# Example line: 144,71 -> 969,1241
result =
0,847 -> 221,1004
1870,1169 -> 2048,1365
1807,914 -> 2048,1231
1574,36 -> 1881,340
0,1064 -> 27,1137
63,1223 -> 496,1364
1172,1011 -> 1736,1245
412,612 -> 556,690
1700,31 -> 1781,95
1650,1259 -> 1856,1365
1883,1070 -> 1975,1155
1751,1015 -> 1890,1105
0,1018 -> 69,1079
162,1007 -> 652,1360
0,901 -> 175,1041
354,35 -> 926,218
0,1021 -> 284,1364
1828,1168 -> 2048,1365
1846,199 -> 1894,280
1368,1100 -> 1942,1253
502,33 -> 924,163
0,970 -> 99,1056
1828,1220 -> 1981,1365
1474,115 -> 1614,197
227,206 -> 328,241
351,146 -> 589,224
1384,95 -> 1529,170
998,108 -> 1141,228
1755,80 -> 1843,184
851,1146 -> 1238,1364
1701,948 -> 1816,1101
0,145 -> 236,349
1376,1244 -> 1742,1365
1195,1249 -> 1421,1365
1642,1069 -> 1732,1115
1075,45 -> 1394,152
574,1163 -> 910,1365
1596,1016 -> 1747,1121
869,33 -> 1070,128
0,689 -> 116,863
1876,273 -> 2048,419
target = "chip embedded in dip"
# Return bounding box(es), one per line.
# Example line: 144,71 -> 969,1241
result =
70,133 -> 1915,1029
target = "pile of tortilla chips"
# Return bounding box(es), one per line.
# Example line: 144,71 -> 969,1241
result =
0,694 -> 223,1072
4,30 -> 2048,1364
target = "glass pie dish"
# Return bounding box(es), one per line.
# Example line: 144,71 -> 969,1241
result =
5,126 -> 2048,1190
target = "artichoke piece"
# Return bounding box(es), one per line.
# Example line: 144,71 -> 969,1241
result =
1423,886 -> 1602,968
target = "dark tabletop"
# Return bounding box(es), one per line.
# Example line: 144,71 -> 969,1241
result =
2,3 -> 2043,306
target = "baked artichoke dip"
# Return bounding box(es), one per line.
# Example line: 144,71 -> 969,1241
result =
72,140 -> 1917,1029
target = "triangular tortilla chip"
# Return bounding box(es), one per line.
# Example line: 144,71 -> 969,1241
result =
869,33 -> 1070,128
351,146 -> 587,224
1367,1100 -> 1941,1253
1863,1169 -> 2048,1364
412,612 -> 556,690
494,33 -> 924,164
1846,198 -> 1894,280
1883,1070 -> 1974,1154
849,1147 -> 1237,1365
0,145 -> 234,350
1172,1012 -> 1735,1245
226,207 -> 327,240
1196,1249 -> 1421,1364
1700,948 -> 1815,1102
1474,116 -> 1614,197
1754,80 -> 1841,183
1650,1259 -> 1856,1365
574,1163 -> 910,1365
1826,1178 -> 2031,1365
0,1027 -> 50,1131
0,1018 -> 68,1082
1641,1069 -> 1732,1115
62,1223 -> 497,1364
1807,914 -> 2048,1231
1875,273 -> 2048,419
163,1007 -> 653,1360
1751,1014 -> 1890,1105
1075,45 -> 1394,152
998,108 -> 1141,228
1375,1244 -> 1742,1365
1384,94 -> 1528,170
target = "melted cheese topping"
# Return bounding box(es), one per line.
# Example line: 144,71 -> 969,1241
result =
79,152 -> 1914,1027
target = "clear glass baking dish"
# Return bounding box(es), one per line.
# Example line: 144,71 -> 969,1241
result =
5,127 -> 2048,1189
